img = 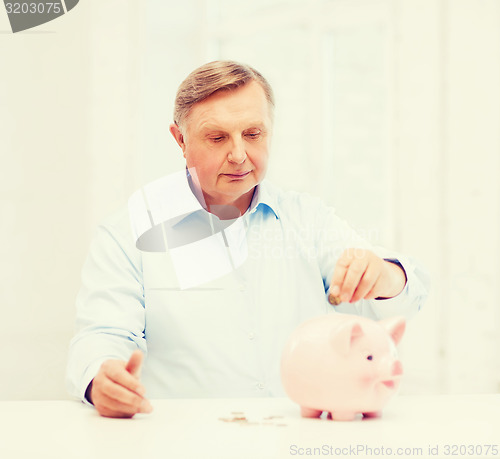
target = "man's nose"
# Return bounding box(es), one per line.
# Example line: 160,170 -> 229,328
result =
227,139 -> 247,164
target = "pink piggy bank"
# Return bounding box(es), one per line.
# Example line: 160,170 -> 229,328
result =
280,313 -> 406,421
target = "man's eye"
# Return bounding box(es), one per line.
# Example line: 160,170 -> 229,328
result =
210,137 -> 224,142
246,132 -> 260,139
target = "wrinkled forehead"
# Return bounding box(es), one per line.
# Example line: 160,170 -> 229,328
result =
182,82 -> 274,133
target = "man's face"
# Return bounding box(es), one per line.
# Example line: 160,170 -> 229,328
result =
170,81 -> 273,213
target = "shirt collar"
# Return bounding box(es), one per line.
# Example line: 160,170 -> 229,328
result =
174,171 -> 280,227
248,180 -> 280,220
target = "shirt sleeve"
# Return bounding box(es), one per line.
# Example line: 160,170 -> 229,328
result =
65,215 -> 146,404
315,204 -> 430,321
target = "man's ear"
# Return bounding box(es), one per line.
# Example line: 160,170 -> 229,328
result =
169,123 -> 186,154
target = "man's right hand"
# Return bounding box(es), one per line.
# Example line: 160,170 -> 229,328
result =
87,350 -> 153,418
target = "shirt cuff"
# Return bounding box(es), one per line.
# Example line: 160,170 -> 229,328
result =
374,258 -> 408,300
370,255 -> 419,320
79,357 -> 114,407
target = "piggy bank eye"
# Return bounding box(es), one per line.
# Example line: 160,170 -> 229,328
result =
366,355 -> 373,361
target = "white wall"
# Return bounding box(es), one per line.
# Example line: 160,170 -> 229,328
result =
388,0 -> 500,394
0,0 -> 498,400
0,0 -> 147,400
0,3 -> 90,400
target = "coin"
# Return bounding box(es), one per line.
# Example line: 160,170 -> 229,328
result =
328,294 -> 341,305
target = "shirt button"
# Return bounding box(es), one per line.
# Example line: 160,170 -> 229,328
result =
248,332 -> 255,340
257,382 -> 265,390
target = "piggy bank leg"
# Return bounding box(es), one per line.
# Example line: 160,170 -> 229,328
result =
362,411 -> 382,419
330,411 -> 357,421
300,406 -> 322,418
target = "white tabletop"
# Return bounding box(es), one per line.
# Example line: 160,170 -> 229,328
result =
0,395 -> 498,459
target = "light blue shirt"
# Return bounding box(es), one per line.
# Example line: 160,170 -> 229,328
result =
66,174 -> 429,403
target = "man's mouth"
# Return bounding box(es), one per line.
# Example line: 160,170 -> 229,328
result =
223,171 -> 251,179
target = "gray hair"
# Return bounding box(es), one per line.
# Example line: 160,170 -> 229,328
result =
173,60 -> 275,129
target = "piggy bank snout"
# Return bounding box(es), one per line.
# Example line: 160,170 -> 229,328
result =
379,360 -> 403,391
379,358 -> 403,382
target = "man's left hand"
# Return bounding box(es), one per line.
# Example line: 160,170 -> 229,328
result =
329,248 -> 406,304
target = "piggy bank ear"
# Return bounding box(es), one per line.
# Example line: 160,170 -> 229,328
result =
378,317 -> 406,345
331,322 -> 364,355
